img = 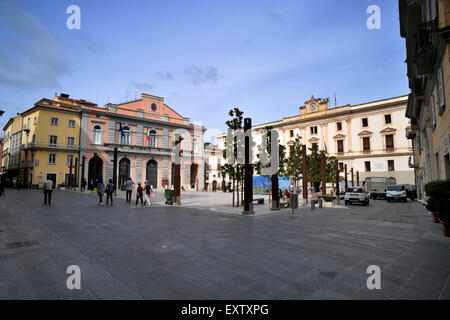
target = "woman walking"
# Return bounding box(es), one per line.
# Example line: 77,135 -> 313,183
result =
136,182 -> 144,206
97,179 -> 105,206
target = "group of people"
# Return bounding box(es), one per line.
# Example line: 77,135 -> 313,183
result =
95,177 -> 154,206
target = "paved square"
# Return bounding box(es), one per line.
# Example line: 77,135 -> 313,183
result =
0,188 -> 449,299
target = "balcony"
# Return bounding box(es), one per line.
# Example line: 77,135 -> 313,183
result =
22,142 -> 79,151
20,160 -> 34,168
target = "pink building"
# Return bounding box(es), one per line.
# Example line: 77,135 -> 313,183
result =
79,93 -> 205,190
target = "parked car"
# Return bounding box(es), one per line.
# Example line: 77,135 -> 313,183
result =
345,187 -> 370,206
386,185 -> 408,202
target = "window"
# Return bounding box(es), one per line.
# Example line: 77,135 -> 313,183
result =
339,162 -> 344,172
192,138 -> 198,153
385,134 -> 394,149
290,130 -> 294,138
33,117 -> 37,125
362,118 -> 368,127
32,134 -> 35,143
337,122 -> 342,131
67,137 -> 75,148
137,109 -> 144,118
365,161 -> 371,172
51,117 -> 59,125
388,160 -> 395,172
337,140 -> 344,153
67,154 -> 74,165
310,126 -> 318,135
435,152 -> 441,179
148,129 -> 157,147
68,120 -> 76,128
429,95 -> 436,128
93,125 -> 102,144
120,126 -> 131,145
49,135 -> 58,147
27,118 -> 30,129
363,137 -> 371,151
49,153 -> 56,164
437,67 -> 446,115
384,114 -> 392,124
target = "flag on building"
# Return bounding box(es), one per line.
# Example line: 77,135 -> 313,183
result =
324,142 -> 328,154
146,129 -> 151,142
119,123 -> 125,137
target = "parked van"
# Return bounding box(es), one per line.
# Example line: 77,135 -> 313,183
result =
386,185 -> 408,202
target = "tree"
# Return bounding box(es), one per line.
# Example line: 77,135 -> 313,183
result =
223,108 -> 244,207
285,135 -> 303,193
306,145 -> 322,197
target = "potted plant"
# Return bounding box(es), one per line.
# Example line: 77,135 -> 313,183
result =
435,179 -> 450,237
322,194 -> 336,202
424,181 -> 440,223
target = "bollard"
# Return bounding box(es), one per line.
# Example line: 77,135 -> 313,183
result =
311,200 -> 315,210
319,198 -> 323,208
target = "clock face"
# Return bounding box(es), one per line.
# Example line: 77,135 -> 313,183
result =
310,103 -> 316,111
151,103 -> 157,111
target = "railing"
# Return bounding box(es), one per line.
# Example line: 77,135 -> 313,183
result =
20,160 -> 34,168
22,142 -> 79,150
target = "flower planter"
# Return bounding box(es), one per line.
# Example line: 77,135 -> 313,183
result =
440,220 -> 450,237
430,211 -> 440,223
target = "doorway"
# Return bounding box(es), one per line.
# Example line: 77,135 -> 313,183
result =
146,160 -> 158,188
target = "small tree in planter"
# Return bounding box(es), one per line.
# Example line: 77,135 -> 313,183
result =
435,179 -> 450,237
425,180 -> 441,223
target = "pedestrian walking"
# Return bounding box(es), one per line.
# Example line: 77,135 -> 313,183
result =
144,180 -> 152,206
97,179 -> 105,205
126,177 -> 134,203
136,183 -> 144,206
43,179 -> 54,205
0,182 -> 5,198
81,178 -> 86,192
106,179 -> 114,205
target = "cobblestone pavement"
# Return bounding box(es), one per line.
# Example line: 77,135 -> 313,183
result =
0,188 -> 449,299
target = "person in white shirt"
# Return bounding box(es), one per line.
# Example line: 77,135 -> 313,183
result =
43,179 -> 54,205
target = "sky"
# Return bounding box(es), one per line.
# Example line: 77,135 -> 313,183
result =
0,0 -> 408,143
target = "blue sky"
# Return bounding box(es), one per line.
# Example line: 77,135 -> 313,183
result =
0,0 -> 408,142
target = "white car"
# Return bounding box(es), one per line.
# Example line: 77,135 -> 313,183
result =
386,185 -> 408,202
345,187 -> 370,206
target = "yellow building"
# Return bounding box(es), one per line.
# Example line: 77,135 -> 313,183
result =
400,0 -> 450,201
20,98 -> 82,188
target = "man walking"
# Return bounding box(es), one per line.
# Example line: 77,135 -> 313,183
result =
0,182 -> 5,198
43,179 -> 54,205
126,177 -> 134,203
106,179 -> 114,205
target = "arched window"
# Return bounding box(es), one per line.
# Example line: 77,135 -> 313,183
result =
121,126 -> 131,145
93,125 -> 102,145
148,129 -> 157,148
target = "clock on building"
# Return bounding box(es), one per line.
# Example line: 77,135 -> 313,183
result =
151,103 -> 157,111
310,103 -> 316,111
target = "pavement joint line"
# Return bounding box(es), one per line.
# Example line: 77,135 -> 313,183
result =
391,258 -> 426,299
438,272 -> 450,300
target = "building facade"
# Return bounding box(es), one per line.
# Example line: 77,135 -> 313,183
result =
19,96 -> 85,188
203,143 -> 229,191
217,95 -> 414,187
79,93 -> 205,190
399,0 -> 450,200
2,115 -> 24,185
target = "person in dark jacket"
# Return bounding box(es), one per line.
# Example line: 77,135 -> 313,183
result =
136,183 -> 144,206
